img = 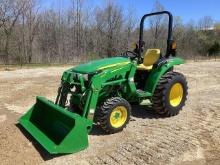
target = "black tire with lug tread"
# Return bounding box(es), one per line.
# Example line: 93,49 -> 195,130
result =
98,97 -> 131,134
152,71 -> 188,116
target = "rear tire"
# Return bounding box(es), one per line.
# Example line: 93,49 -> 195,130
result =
152,71 -> 188,116
98,97 -> 131,134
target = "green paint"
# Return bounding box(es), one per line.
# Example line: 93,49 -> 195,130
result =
19,55 -> 185,154
19,96 -> 92,154
145,57 -> 184,94
18,10 -> 187,155
72,57 -> 131,74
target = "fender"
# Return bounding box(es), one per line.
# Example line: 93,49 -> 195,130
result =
144,57 -> 185,95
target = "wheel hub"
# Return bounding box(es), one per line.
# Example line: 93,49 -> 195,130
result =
169,83 -> 183,107
110,106 -> 127,128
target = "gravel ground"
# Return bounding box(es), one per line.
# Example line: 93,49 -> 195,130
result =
0,61 -> 220,165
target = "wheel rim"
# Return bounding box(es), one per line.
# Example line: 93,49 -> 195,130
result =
169,83 -> 183,107
110,106 -> 127,128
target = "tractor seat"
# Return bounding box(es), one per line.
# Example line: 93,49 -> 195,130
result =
137,49 -> 161,70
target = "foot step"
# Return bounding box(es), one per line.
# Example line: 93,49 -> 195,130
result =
136,89 -> 152,98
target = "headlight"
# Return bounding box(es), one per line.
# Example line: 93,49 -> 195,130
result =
82,74 -> 89,81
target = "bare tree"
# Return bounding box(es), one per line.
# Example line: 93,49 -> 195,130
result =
37,10 -> 59,63
67,0 -> 84,61
25,0 -> 40,63
123,6 -> 138,50
95,1 -> 123,57
198,16 -> 214,30
0,0 -> 219,65
0,0 -> 27,64
148,0 -> 166,49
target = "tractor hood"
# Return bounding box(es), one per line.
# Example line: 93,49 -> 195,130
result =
72,57 -> 130,74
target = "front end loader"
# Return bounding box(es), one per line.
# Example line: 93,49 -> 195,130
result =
19,11 -> 188,154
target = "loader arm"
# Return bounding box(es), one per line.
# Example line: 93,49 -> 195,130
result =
18,10 -> 187,155
81,61 -> 136,120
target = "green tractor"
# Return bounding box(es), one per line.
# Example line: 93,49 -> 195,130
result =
19,11 -> 188,154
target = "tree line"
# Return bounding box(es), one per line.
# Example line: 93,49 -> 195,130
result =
0,0 -> 219,65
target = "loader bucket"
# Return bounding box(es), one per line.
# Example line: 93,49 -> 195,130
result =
19,96 -> 91,154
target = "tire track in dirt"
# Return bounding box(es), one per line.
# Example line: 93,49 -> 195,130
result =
88,107 -> 219,165
0,62 -> 220,165
85,63 -> 220,165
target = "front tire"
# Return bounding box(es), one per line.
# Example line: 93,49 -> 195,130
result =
152,71 -> 188,116
98,97 -> 131,134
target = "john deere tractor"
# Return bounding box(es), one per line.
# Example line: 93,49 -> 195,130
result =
19,11 -> 188,154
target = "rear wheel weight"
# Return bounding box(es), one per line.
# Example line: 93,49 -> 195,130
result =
98,97 -> 131,134
152,71 -> 188,116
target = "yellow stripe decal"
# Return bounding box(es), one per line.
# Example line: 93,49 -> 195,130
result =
98,62 -> 130,70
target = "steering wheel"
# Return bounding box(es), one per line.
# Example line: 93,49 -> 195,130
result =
124,51 -> 138,60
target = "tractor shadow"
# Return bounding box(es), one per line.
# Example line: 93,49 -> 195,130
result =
15,105 -> 165,160
16,124 -> 67,161
90,105 -> 165,136
90,124 -> 107,135
131,105 -> 163,119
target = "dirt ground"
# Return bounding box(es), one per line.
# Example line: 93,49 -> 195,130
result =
0,61 -> 220,165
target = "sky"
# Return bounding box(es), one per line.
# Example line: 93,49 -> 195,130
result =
41,0 -> 220,23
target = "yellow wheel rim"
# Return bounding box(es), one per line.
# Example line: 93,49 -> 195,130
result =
169,83 -> 183,107
110,106 -> 127,128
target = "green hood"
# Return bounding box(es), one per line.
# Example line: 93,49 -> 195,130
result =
72,57 -> 130,73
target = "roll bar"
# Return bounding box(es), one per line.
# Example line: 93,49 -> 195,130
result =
138,11 -> 174,58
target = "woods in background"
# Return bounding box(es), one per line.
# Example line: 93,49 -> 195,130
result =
0,0 -> 219,65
